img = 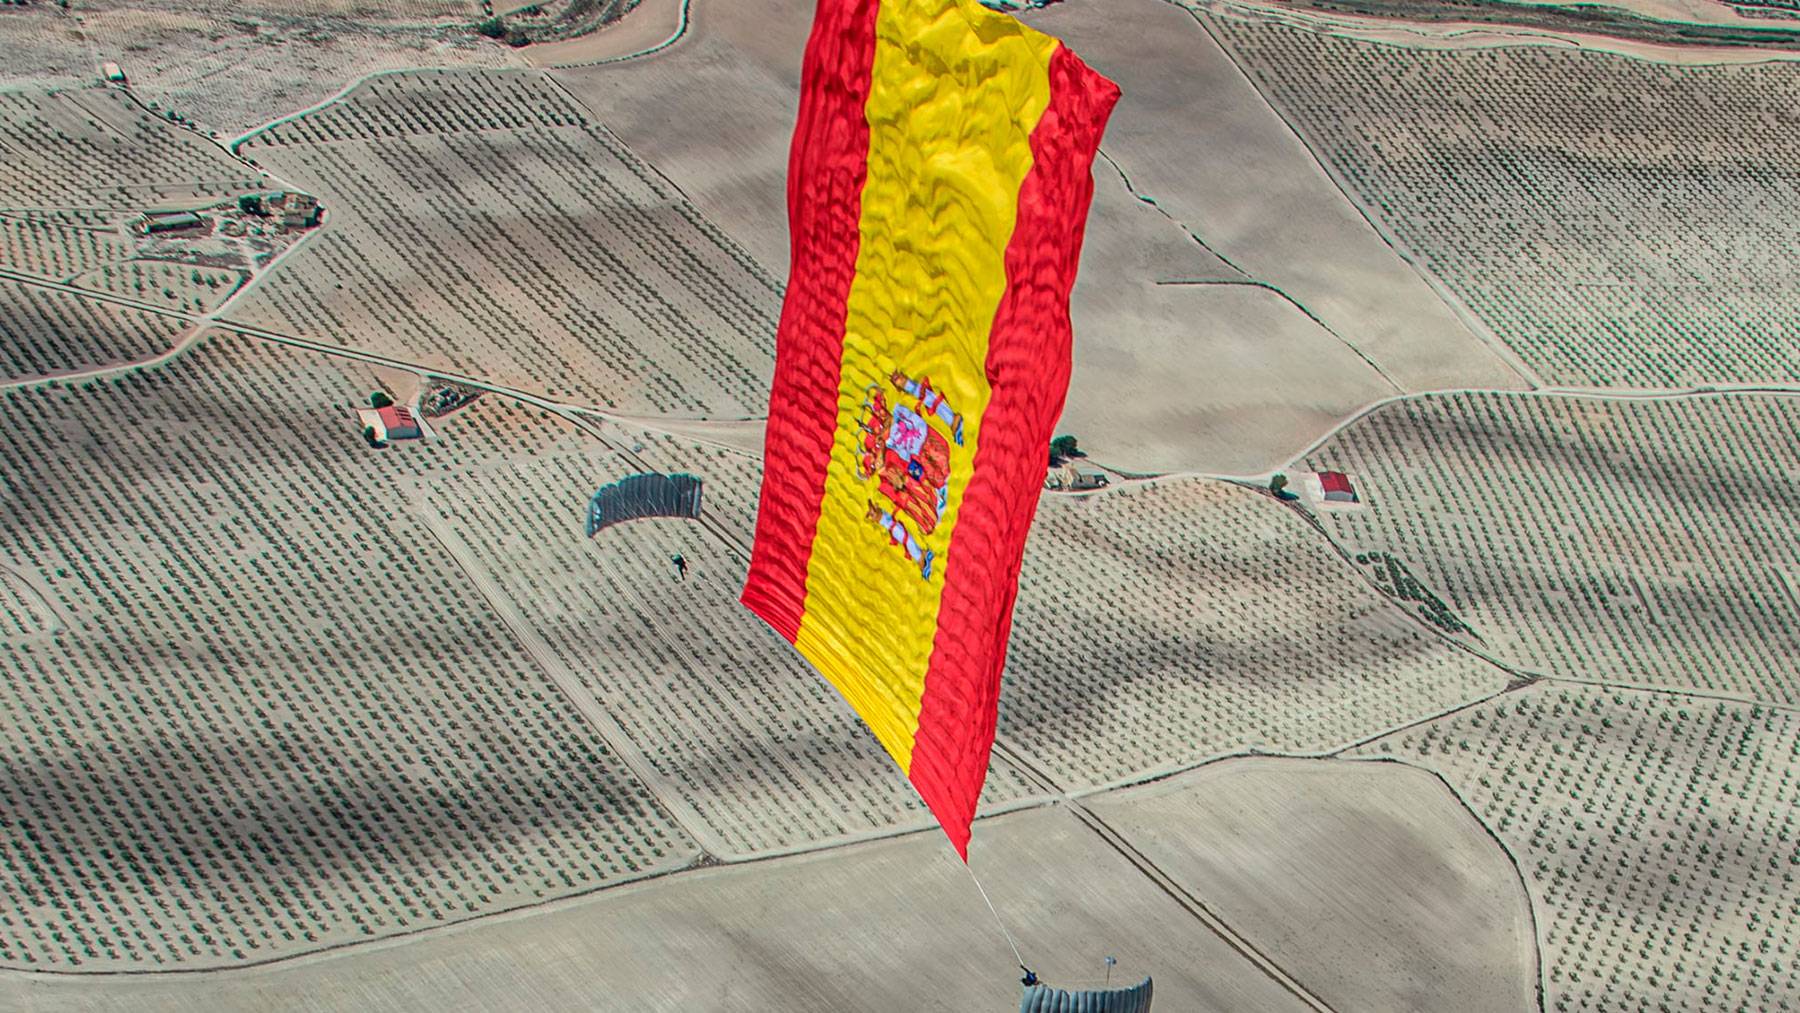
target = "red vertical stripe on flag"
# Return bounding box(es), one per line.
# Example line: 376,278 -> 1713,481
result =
907,45 -> 1120,859
741,0 -> 882,641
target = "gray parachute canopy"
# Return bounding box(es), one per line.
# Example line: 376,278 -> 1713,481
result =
585,473 -> 703,537
1020,977 -> 1152,1013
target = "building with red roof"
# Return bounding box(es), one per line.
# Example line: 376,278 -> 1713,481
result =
356,404 -> 422,443
1318,471 -> 1358,503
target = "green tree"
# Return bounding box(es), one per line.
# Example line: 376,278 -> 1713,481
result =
1049,434 -> 1081,460
238,194 -> 263,215
1269,473 -> 1289,497
473,16 -> 505,38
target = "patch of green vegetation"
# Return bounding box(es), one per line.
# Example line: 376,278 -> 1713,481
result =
1357,551 -> 1474,637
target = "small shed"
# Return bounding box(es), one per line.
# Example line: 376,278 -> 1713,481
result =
357,405 -> 422,442
1318,471 -> 1358,503
1070,465 -> 1109,491
137,211 -> 203,234
101,62 -> 126,83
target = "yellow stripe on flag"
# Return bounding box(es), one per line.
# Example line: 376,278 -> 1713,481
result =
792,1 -> 1058,772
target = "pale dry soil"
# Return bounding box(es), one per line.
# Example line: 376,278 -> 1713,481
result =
550,0 -> 810,274
2,0 -> 518,138
1,802 -> 1313,1013
556,0 -> 1527,474
1024,0 -> 1530,396
1356,685 -> 1800,1010
1088,756 -> 1540,1013
522,0 -> 687,66
1064,277 -> 1395,475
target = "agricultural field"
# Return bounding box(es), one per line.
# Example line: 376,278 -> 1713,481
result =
1025,0 -> 1529,397
1216,17 -> 1800,388
0,802 -> 1308,1013
0,214 -> 135,283
67,261 -> 245,316
0,4 -> 90,87
16,0 -> 517,138
230,70 -> 781,417
0,280 -> 189,382
0,87 -> 260,212
0,334 -> 696,970
426,433 -> 1044,858
0,568 -> 56,641
1356,685 -> 1800,1012
549,0 -> 813,273
1088,757 -> 1539,1012
1302,391 -> 1800,705
998,477 -> 1510,790
10,0 -> 1800,1006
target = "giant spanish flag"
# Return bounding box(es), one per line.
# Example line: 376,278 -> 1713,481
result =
741,0 -> 1118,858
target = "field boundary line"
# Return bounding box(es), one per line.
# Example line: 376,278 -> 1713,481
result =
1340,756 -> 1548,1012
227,66 -> 565,154
1092,382 -> 1800,483
1197,0 -> 1800,63
1534,673 -> 1800,715
544,0 -> 694,68
1091,145 -> 1403,394
1095,148 -> 1249,280
412,502 -> 727,858
1174,0 -> 1546,390
990,740 -> 1338,1012
1151,276 -> 1406,393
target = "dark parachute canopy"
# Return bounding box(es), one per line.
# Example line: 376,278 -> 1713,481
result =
586,473 -> 703,537
1020,977 -> 1153,1013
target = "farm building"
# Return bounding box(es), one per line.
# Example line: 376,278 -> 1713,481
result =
134,211 -> 205,235
1071,465 -> 1110,490
357,405 -> 422,442
1318,471 -> 1359,503
278,192 -> 322,229
101,62 -> 125,83
1044,464 -> 1110,492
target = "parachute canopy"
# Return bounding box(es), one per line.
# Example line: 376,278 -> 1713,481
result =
1021,977 -> 1154,1013
586,473 -> 703,537
739,0 -> 1118,857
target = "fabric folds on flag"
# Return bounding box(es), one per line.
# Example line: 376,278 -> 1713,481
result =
741,0 -> 1118,858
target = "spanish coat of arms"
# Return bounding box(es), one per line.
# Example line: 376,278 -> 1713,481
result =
854,369 -> 965,580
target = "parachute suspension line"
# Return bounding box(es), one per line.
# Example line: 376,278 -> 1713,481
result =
963,860 -> 1031,980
